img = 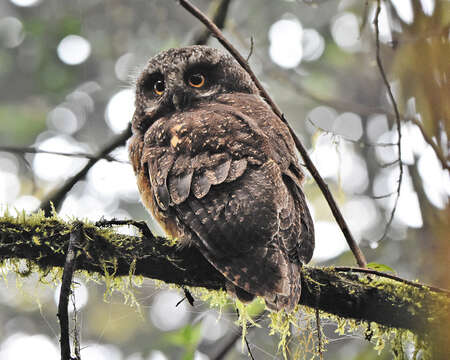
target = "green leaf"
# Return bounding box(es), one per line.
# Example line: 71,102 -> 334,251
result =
164,323 -> 202,360
367,262 -> 396,274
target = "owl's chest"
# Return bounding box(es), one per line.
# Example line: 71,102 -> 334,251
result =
143,106 -> 269,162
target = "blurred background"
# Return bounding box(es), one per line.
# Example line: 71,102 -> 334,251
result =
0,0 -> 448,359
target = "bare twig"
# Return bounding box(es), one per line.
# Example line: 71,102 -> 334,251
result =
40,125 -> 132,216
306,117 -> 396,148
0,145 -> 127,163
246,36 -> 254,62
334,266 -> 450,294
280,69 -> 448,170
371,191 -> 396,200
71,291 -> 81,360
177,0 -> 367,268
212,332 -> 242,360
374,0 -> 403,241
315,309 -> 323,360
212,309 -> 268,360
57,222 -> 82,360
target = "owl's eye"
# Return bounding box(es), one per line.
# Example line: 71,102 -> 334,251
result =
142,74 -> 164,98
153,80 -> 165,96
188,73 -> 205,88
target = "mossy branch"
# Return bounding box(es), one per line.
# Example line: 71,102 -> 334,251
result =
1,213 -> 448,344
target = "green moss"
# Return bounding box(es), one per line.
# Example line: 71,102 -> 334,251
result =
1,209 -> 447,359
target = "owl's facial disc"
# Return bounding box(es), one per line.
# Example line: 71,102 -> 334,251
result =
132,46 -> 259,133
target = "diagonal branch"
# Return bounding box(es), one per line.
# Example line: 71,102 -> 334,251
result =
176,0 -> 367,268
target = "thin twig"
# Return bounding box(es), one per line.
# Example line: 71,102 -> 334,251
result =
40,125 -> 132,216
371,191 -> 396,200
212,310 -> 268,360
280,69 -> 448,169
334,266 -> 450,294
212,332 -> 241,360
374,0 -> 403,241
306,117 -> 396,148
0,145 -> 127,163
57,222 -> 82,360
71,291 -> 81,360
315,309 -> 323,360
246,36 -> 254,62
177,0 -> 367,268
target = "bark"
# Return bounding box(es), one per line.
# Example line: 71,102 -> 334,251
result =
0,214 -> 448,354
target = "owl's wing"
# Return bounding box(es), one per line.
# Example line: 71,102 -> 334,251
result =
142,105 -> 312,310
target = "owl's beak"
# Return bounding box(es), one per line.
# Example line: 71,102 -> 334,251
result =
171,88 -> 190,111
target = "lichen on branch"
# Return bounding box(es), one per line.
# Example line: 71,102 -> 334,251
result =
0,210 -> 448,358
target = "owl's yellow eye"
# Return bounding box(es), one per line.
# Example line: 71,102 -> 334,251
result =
188,73 -> 205,88
154,80 -> 165,95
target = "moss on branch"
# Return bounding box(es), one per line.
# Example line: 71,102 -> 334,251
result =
0,210 -> 449,358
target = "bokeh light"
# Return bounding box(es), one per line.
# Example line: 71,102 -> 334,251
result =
200,312 -> 228,343
115,53 -> 136,82
46,107 -> 79,134
88,158 -> 139,202
313,221 -> 348,261
0,333 -> 59,360
150,290 -> 190,331
8,0 -> 40,7
57,35 -> 91,66
105,89 -> 135,133
269,17 -> 303,68
306,106 -> 338,134
147,351 -> 168,360
391,0 -> 414,24
421,0 -> 435,16
331,12 -> 360,51
0,17 -> 25,48
301,29 -> 325,62
53,280 -> 89,312
418,146 -> 450,209
81,343 -> 123,360
0,171 -> 20,203
32,135 -> 89,182
333,112 -> 363,141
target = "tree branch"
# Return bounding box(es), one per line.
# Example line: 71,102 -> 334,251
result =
1,214 -> 448,341
176,0 -> 367,268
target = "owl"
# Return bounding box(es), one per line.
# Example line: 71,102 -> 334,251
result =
128,45 -> 314,311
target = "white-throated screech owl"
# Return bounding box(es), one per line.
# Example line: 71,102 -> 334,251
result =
128,45 -> 314,311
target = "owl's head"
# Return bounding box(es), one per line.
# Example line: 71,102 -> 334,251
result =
132,45 -> 258,132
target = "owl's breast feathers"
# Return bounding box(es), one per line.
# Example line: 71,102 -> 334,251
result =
129,93 -> 314,311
